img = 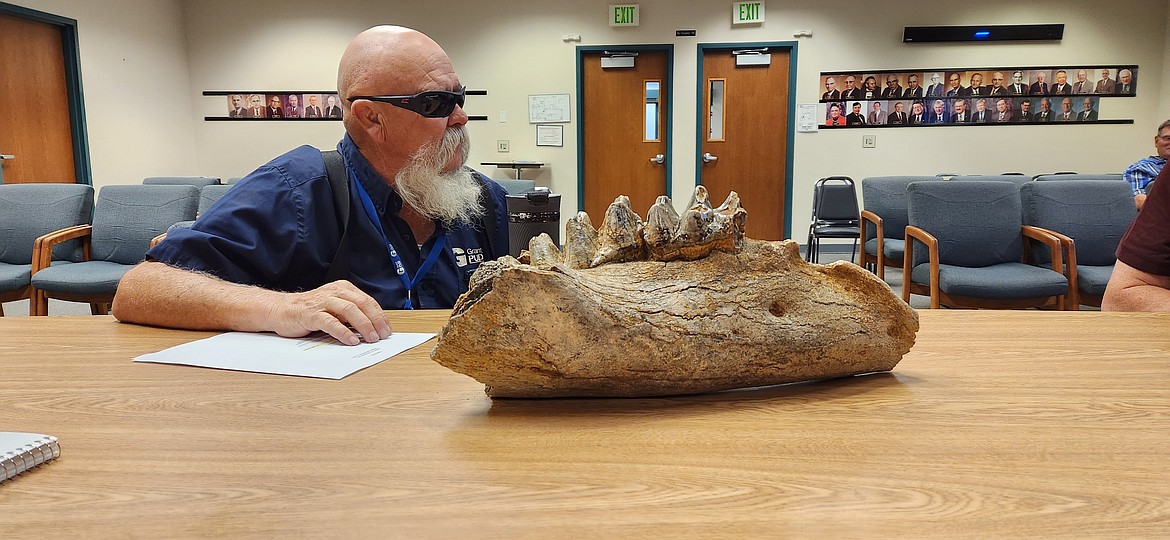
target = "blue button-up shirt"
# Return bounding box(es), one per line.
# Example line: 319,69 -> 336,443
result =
148,135 -> 509,309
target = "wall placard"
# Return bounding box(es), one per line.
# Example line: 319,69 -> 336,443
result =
528,94 -> 572,123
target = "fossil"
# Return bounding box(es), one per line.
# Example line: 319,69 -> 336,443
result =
431,187 -> 919,398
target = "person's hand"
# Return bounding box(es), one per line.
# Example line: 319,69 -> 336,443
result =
264,281 -> 392,345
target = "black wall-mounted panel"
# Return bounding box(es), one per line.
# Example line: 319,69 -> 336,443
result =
903,24 -> 1064,43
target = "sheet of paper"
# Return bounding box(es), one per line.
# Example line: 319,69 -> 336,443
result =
134,331 -> 435,379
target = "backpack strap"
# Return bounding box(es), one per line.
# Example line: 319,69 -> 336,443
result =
322,150 -> 351,282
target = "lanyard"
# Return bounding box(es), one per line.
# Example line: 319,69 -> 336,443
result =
346,166 -> 446,310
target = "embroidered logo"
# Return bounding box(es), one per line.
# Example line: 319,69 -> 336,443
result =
452,247 -> 484,267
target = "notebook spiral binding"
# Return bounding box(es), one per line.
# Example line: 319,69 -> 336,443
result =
1,433 -> 61,482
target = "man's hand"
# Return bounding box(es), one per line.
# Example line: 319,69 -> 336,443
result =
264,280 -> 393,345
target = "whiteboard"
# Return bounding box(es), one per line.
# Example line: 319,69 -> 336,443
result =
528,94 -> 571,123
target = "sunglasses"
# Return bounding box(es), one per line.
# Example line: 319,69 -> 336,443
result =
347,86 -> 466,118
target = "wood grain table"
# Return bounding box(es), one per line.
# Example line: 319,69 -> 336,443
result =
1,310 -> 1167,538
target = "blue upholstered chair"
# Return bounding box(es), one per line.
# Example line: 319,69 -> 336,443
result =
859,176 -> 938,280
903,180 -> 1070,309
1032,173 -> 1124,183
951,174 -> 1034,189
31,185 -> 199,315
494,178 -> 537,195
143,176 -> 220,188
1020,180 -> 1136,308
150,183 -> 235,247
0,184 -> 94,316
805,176 -> 860,264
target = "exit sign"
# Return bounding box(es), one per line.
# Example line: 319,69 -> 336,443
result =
732,1 -> 765,25
609,4 -> 640,27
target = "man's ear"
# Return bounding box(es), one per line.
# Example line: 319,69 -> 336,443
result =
351,102 -> 387,140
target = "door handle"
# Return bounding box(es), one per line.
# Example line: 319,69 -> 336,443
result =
0,154 -> 14,160
649,154 -> 665,164
702,152 -> 718,163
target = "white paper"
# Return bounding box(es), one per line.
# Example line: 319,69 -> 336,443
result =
133,331 -> 435,379
797,103 -> 818,132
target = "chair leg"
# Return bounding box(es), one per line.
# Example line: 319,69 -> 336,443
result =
850,239 -> 858,264
91,303 -> 110,316
33,290 -> 47,316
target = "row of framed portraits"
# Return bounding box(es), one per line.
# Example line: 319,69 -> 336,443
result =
821,96 -> 1129,128
208,92 -> 343,120
819,65 -> 1139,102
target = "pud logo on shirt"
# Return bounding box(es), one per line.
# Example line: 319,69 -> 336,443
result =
452,246 -> 484,268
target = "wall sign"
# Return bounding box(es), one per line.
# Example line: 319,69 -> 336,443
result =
609,4 -> 639,27
732,1 -> 764,25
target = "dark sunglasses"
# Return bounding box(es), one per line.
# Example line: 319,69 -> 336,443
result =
347,86 -> 466,118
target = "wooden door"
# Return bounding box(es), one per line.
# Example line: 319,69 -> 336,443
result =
0,12 -> 76,184
581,50 -> 669,223
699,48 -> 791,240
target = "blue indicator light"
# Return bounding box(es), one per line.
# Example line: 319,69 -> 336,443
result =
974,31 -> 991,39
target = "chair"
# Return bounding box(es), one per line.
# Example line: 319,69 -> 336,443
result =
225,177 -> 244,185
494,178 -> 537,195
859,176 -> 938,280
1020,180 -> 1136,308
1033,173 -> 1124,183
951,174 -> 1033,189
31,185 -> 199,315
149,183 -> 234,247
143,176 -> 220,187
0,184 -> 94,316
805,177 -> 860,263
903,180 -> 1070,309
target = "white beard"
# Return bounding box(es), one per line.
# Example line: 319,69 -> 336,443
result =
394,126 -> 482,226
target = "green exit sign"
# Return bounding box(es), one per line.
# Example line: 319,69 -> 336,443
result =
732,1 -> 765,25
609,4 -> 639,27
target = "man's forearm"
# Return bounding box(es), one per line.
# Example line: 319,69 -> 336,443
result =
1102,261 -> 1170,312
111,261 -> 282,332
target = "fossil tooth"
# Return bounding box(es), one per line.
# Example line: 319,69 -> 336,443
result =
644,195 -> 681,258
527,233 -> 563,269
591,195 -> 646,267
562,212 -> 599,270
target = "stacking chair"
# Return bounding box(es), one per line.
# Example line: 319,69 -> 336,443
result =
143,176 -> 220,187
31,185 -> 199,315
859,176 -> 937,280
805,176 -> 860,263
1020,180 -> 1136,308
0,184 -> 94,316
903,180 -> 1069,309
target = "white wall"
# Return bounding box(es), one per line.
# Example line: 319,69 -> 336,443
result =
14,0 -> 1170,239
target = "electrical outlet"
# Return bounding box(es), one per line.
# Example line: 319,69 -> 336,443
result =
862,135 -> 876,148
497,140 -> 510,153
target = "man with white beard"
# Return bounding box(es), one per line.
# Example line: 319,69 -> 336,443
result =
113,26 -> 508,346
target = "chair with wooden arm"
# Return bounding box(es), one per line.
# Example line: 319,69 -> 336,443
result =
859,176 -> 937,280
0,184 -> 94,316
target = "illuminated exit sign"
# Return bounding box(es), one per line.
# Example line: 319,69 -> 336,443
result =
609,4 -> 640,27
732,1 -> 765,25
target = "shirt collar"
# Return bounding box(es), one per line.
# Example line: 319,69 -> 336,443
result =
339,133 -> 402,216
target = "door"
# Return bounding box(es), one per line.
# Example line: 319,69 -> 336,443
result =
699,47 -> 792,240
0,10 -> 78,184
580,49 -> 670,223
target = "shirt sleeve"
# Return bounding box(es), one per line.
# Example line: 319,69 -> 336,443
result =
1116,165 -> 1170,276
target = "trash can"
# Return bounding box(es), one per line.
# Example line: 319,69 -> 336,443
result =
506,188 -> 560,257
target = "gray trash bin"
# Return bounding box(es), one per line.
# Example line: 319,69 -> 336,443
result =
506,189 -> 560,257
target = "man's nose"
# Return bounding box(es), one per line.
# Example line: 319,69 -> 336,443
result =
447,104 -> 468,127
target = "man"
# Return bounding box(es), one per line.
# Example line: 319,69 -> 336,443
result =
267,95 -> 285,118
960,73 -> 984,96
1050,70 -> 1071,94
1077,98 -> 1098,122
822,77 -> 840,100
840,75 -> 861,100
845,102 -> 866,126
825,102 -> 846,126
867,101 -> 886,125
325,94 -> 343,118
1033,98 -> 1054,122
286,94 -> 302,118
1122,119 -> 1170,209
1115,69 -> 1135,95
887,101 -> 908,125
902,74 -> 923,98
861,76 -> 879,99
247,94 -> 265,118
950,99 -> 969,123
908,101 -> 925,125
1102,166 -> 1170,311
304,95 -> 323,118
1072,69 -> 1093,94
926,99 -> 948,124
992,98 -> 1013,123
228,94 -> 247,118
972,99 -> 989,123
945,72 -> 964,96
1029,72 -> 1049,95
880,75 -> 902,98
1056,97 -> 1074,122
1008,71 -> 1027,95
1095,68 -> 1116,94
987,72 -> 1008,96
112,26 -> 510,346
925,73 -> 944,97
1017,98 -> 1033,122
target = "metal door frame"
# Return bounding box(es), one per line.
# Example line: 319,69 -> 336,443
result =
696,41 -> 797,237
0,1 -> 91,185
575,44 -> 674,212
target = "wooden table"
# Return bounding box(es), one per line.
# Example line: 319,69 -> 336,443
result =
1,310 -> 1168,537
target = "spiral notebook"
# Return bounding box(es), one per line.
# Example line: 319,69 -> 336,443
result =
1,432 -> 60,483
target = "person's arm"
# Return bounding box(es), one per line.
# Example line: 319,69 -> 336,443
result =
111,261 -> 392,345
1101,260 -> 1170,312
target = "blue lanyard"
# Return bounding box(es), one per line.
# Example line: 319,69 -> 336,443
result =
346,166 -> 446,310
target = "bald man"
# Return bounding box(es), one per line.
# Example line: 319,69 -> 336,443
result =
113,26 -> 509,346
